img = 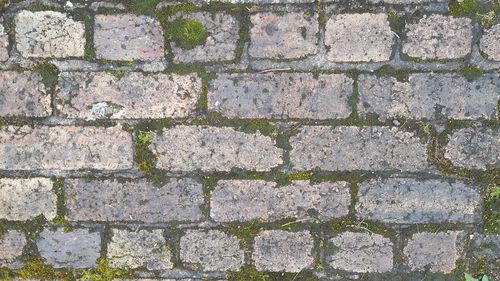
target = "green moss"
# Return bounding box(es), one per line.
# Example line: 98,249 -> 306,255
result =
126,0 -> 163,15
52,178 -> 72,232
228,265 -> 318,281
449,0 -> 483,18
0,0 -> 8,13
17,258 -> 70,280
33,62 -> 60,90
127,127 -> 163,186
388,12 -> 404,36
224,220 -> 265,241
0,267 -> 12,280
373,65 -> 411,82
165,18 -> 208,50
79,258 -> 131,281
288,171 -> 313,181
27,2 -> 60,11
460,65 -> 484,81
483,184 -> 500,233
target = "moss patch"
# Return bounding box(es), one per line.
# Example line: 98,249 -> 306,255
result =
165,18 -> 208,50
33,62 -> 60,91
17,258 -> 71,280
79,258 -> 131,281
228,265 -> 318,281
460,65 -> 484,81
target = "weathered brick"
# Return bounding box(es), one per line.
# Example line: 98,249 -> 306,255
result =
210,180 -> 350,222
65,178 -> 203,223
0,22 -> 8,61
402,15 -> 472,59
327,232 -> 393,273
15,10 -> 85,58
0,71 -> 51,117
0,230 -> 27,269
208,73 -> 352,119
217,0 -> 316,2
169,12 -> 239,63
472,234 -> 500,260
0,125 -> 133,171
107,229 -> 173,270
290,126 -> 428,172
150,126 -> 283,172
56,72 -> 201,120
356,178 -> 481,224
253,230 -> 314,272
0,178 -> 57,221
249,12 -> 318,59
180,230 -> 244,271
325,13 -> 394,62
94,14 -> 164,61
403,231 -> 463,273
481,24 -> 500,61
445,127 -> 499,170
37,228 -> 101,269
369,0 -> 446,2
358,73 -> 499,121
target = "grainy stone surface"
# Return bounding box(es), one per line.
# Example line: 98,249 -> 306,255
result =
356,178 -> 482,224
402,15 -> 472,59
65,178 -> 203,223
369,0 -> 446,2
0,71 -> 51,117
180,230 -> 244,271
472,234 -> 500,260
325,13 -> 394,62
150,126 -> 283,172
210,180 -> 350,222
445,127 -> 499,170
327,232 -> 393,273
249,12 -> 318,59
480,24 -> 500,61
94,14 -> 164,61
107,229 -> 173,270
253,230 -> 314,272
15,10 -> 85,58
170,12 -> 239,63
0,178 -> 57,221
37,228 -> 101,269
404,231 -> 463,273
208,73 -> 352,119
358,73 -> 499,121
0,230 -> 27,269
290,126 -> 428,171
0,125 -> 133,171
0,22 -> 8,61
56,72 -> 201,120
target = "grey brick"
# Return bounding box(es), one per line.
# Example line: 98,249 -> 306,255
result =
289,126 -> 429,172
210,180 -> 350,222
15,10 -> 85,58
403,231 -> 464,273
369,0 -> 447,2
472,234 -> 500,260
358,73 -> 499,121
327,232 -> 393,273
0,71 -> 51,117
325,13 -> 394,62
56,72 -> 201,120
150,126 -> 283,172
37,228 -> 101,269
107,229 -> 173,270
356,178 -> 482,224
480,24 -> 500,61
249,12 -> 318,59
65,178 -> 203,223
216,0 -> 316,2
208,73 -> 352,119
0,125 -> 133,171
0,22 -> 8,61
180,230 -> 244,271
0,230 -> 27,269
445,127 -> 499,170
403,15 -> 472,59
0,178 -> 57,221
94,14 -> 164,61
253,230 -> 314,272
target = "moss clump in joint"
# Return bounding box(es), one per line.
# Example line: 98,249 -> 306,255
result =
166,18 -> 208,50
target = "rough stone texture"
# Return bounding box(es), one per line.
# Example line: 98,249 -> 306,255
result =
445,127 -> 499,170
56,72 -> 201,120
37,228 -> 101,269
208,73 -> 353,119
402,15 -> 472,59
480,24 -> 500,61
358,73 -> 499,121
107,229 -> 173,270
150,126 -> 283,172
472,234 -> 500,260
170,12 -> 239,63
15,10 -> 85,58
0,178 -> 57,221
65,178 -> 203,223
180,230 -> 244,271
210,180 -> 350,222
369,0 -> 446,2
356,178 -> 482,224
253,230 -> 314,272
249,12 -> 318,59
325,13 -> 394,62
94,14 -> 164,61
404,231 -> 463,273
290,126 -> 428,172
327,232 -> 393,273
0,230 -> 27,269
0,71 -> 51,117
0,125 -> 133,171
0,21 -> 8,61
